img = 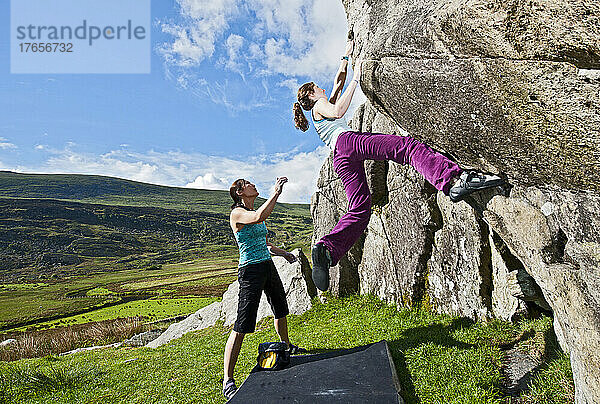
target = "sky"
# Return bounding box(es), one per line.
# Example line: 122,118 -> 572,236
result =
0,0 -> 366,203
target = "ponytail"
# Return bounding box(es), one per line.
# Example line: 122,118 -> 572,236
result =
230,179 -> 245,210
293,102 -> 309,132
293,82 -> 317,132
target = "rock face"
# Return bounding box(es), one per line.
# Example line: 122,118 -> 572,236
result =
122,330 -> 163,347
344,0 -> 600,193
147,249 -> 316,348
428,192 -> 492,320
307,1 -> 600,402
484,192 -> 600,404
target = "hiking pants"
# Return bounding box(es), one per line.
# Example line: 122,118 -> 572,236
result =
318,131 -> 462,266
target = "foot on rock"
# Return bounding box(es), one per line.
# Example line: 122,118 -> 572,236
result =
449,170 -> 505,202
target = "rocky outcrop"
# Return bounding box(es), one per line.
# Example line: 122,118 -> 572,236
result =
146,300 -> 223,349
147,249 -> 316,348
428,192 -> 492,320
308,1 -> 600,402
122,330 -> 163,347
485,192 -> 600,404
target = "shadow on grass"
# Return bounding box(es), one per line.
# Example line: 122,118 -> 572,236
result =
250,344 -> 373,372
387,317 -> 477,404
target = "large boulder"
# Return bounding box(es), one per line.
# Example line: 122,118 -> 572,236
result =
145,300 -> 222,349
427,192 -> 491,320
306,1 -> 600,402
344,0 -> 600,193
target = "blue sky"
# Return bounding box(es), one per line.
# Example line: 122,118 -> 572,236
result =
0,0 -> 365,203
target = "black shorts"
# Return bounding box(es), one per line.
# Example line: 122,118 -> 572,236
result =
234,259 -> 289,334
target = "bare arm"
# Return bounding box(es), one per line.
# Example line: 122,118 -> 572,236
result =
329,40 -> 353,104
231,177 -> 288,226
267,242 -> 297,263
315,60 -> 362,119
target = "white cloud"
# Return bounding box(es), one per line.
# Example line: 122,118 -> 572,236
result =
186,172 -> 229,190
159,0 -> 239,67
12,145 -> 330,203
0,137 -> 17,149
160,0 -> 351,109
249,0 -> 348,80
224,33 -> 245,73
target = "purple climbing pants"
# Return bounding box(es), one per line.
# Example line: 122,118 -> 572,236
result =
318,131 -> 462,266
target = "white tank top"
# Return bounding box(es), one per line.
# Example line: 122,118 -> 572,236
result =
312,111 -> 351,149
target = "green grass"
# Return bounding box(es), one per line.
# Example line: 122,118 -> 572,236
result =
0,283 -> 49,291
0,255 -> 238,331
20,297 -> 220,331
0,295 -> 573,404
86,287 -> 117,297
521,352 -> 574,403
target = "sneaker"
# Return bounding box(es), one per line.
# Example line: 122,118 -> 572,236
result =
288,343 -> 308,355
223,378 -> 237,401
311,243 -> 331,291
449,170 -> 505,202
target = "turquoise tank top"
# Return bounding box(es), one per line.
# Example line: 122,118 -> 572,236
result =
233,221 -> 271,267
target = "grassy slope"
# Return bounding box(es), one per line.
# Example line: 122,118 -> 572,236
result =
0,295 -> 574,404
0,171 -> 310,216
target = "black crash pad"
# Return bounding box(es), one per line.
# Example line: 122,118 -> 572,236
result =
228,340 -> 403,403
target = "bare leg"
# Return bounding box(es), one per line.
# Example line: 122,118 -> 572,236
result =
274,316 -> 290,347
223,330 -> 245,386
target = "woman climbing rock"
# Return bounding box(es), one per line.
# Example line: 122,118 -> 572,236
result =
293,37 -> 504,291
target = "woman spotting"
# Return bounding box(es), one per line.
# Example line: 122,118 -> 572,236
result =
293,39 -> 504,292
222,177 -> 306,401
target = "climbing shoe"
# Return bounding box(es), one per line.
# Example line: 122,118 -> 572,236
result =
311,243 -> 331,291
288,343 -> 308,355
449,170 -> 505,202
223,378 -> 237,401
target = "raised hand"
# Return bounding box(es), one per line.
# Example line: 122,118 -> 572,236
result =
274,177 -> 288,195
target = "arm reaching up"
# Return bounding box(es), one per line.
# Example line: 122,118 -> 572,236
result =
329,39 -> 353,104
231,177 -> 288,225
315,60 -> 362,119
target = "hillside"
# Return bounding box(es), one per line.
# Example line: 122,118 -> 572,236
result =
0,171 -> 310,216
0,172 -> 312,281
0,172 -> 312,330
